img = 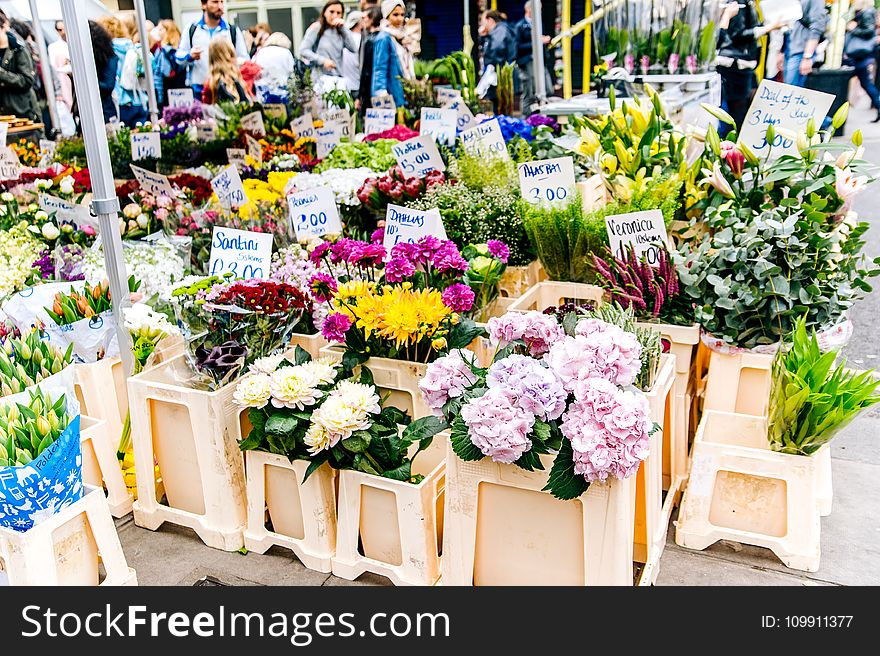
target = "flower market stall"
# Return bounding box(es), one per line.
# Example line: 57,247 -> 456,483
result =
2,10 -> 880,587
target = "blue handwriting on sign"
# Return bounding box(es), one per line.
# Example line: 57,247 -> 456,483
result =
213,230 -> 261,251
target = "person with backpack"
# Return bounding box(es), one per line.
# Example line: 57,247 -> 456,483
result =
298,1 -> 359,82
0,9 -> 40,123
153,19 -> 188,109
177,0 -> 249,100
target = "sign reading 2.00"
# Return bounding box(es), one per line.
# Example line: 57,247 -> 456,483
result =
287,186 -> 342,240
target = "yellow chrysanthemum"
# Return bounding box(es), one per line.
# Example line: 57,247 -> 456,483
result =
335,280 -> 376,303
377,288 -> 450,347
267,171 -> 297,195
348,290 -> 384,337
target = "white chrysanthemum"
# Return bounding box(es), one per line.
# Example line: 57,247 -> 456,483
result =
331,380 -> 380,416
299,358 -> 338,386
304,422 -> 333,455
268,367 -> 321,409
250,354 -> 284,375
233,374 -> 272,408
59,176 -> 75,195
313,395 -> 371,442
123,303 -> 179,338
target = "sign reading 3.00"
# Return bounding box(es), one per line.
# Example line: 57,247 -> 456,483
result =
287,186 -> 343,240
208,226 -> 274,279
518,156 -> 576,206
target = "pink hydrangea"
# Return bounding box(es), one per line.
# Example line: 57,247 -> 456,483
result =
545,321 -> 642,389
419,349 -> 478,413
461,388 -> 535,464
486,311 -> 565,357
560,377 -> 651,482
486,354 -> 568,421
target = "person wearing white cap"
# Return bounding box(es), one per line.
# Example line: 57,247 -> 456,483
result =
342,10 -> 366,94
381,0 -> 416,82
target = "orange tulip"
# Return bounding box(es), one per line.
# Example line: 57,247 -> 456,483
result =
52,300 -> 62,316
83,307 -> 94,318
76,297 -> 90,315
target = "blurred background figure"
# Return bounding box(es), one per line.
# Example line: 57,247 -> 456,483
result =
254,32 -> 295,87
203,36 -> 252,104
248,22 -> 271,58
299,0 -> 359,82
153,19 -> 186,109
844,0 -> 880,122
342,10 -> 365,96
515,1 -> 552,114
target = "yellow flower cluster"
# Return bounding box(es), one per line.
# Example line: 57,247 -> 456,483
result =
333,282 -> 455,349
234,172 -> 297,219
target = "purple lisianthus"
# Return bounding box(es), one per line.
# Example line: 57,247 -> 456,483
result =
432,241 -> 469,274
419,349 -> 478,413
486,239 -> 510,264
441,283 -> 475,313
526,113 -> 561,134
308,273 -> 337,303
461,387 -> 535,464
321,312 -> 353,342
384,256 -> 416,283
310,241 -> 331,263
486,354 -> 568,421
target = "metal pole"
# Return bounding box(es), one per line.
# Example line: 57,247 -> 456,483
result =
561,0 -> 571,98
134,0 -> 159,124
530,0 -> 546,103
59,0 -> 134,376
463,0 -> 470,53
27,0 -> 60,135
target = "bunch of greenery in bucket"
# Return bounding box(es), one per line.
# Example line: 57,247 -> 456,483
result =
317,236 -> 484,369
0,387 -> 71,467
418,310 -> 657,499
461,241 -> 510,322
0,329 -> 73,397
234,346 -> 446,482
768,317 -> 880,456
170,275 -> 309,390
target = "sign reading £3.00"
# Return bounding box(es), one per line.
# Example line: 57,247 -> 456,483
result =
518,156 -> 577,207
208,226 -> 274,279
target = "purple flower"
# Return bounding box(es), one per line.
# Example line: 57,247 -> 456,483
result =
413,236 -> 442,264
348,242 -> 386,268
461,388 -> 535,464
526,113 -> 560,134
329,238 -> 356,264
321,312 -> 353,342
310,241 -> 331,263
384,256 -> 416,283
432,241 -> 469,274
370,228 -> 385,244
419,349 -> 478,413
441,283 -> 475,313
486,354 -> 568,421
486,240 -> 510,264
308,273 -> 337,303
32,250 -> 54,279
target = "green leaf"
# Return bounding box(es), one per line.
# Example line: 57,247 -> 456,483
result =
402,415 -> 448,443
446,319 -> 486,350
382,460 -> 413,482
292,345 -> 311,365
342,350 -> 368,376
302,452 -> 330,483
542,441 -> 591,500
532,419 -> 552,445
358,365 -> 375,387
562,311 -> 579,336
342,431 -> 371,454
265,414 -> 299,438
450,415 -> 483,461
514,448 -> 544,472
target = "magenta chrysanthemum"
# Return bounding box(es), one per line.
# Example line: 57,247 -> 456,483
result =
441,283 -> 475,312
321,312 -> 353,342
310,241 -> 331,263
308,273 -> 337,303
486,239 -> 510,264
384,257 -> 416,283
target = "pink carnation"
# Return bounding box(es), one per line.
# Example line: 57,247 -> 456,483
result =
486,311 -> 565,357
419,349 -> 478,413
461,388 -> 535,464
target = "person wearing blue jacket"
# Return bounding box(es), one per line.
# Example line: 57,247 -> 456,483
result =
367,7 -> 405,108
479,10 -> 516,112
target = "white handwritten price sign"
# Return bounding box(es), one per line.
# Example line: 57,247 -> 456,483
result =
436,87 -> 461,105
383,204 -> 447,253
264,103 -> 288,120
460,119 -> 509,160
324,108 -> 353,139
241,111 -> 266,136
196,122 -> 218,141
371,95 -> 396,110
364,108 -> 396,135
604,209 -> 669,266
130,132 -> 161,161
287,186 -> 343,241
0,147 -> 21,181
210,165 -> 248,209
130,164 -> 177,197
245,134 -> 263,163
316,122 -> 342,159
391,135 -> 445,179
420,107 -> 457,146
738,80 -> 834,159
290,114 -> 315,139
518,157 -> 576,206
443,97 -> 477,132
168,88 -> 194,107
208,226 -> 274,279
39,139 -> 56,167
227,148 -> 247,169
38,194 -> 91,226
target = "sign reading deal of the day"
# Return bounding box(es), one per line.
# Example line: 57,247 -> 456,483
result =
227,148 -> 247,169
39,194 -> 91,226
130,164 -> 177,197
460,118 -> 509,160
245,133 -> 263,163
168,88 -> 194,107
419,107 -> 458,146
208,226 -> 274,279
364,108 -> 396,135
287,186 -> 343,240
291,114 -> 315,139
241,111 -> 266,136
130,132 -> 161,161
316,122 -> 343,159
391,135 -> 445,179
738,80 -> 834,159
383,204 -> 447,253
518,156 -> 577,206
210,165 -> 248,208
604,209 -> 669,266
0,146 -> 21,181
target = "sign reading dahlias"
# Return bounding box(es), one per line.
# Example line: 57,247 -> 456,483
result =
383,204 -> 447,254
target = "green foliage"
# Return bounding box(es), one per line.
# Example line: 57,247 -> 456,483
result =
497,62 -> 515,117
541,440 -> 590,500
698,21 -> 716,64
448,146 -> 518,191
53,137 -> 87,166
442,51 -> 479,112
768,317 -> 880,455
313,139 -> 397,173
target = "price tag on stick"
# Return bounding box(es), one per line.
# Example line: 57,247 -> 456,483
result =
460,118 -> 509,160
316,122 -> 342,159
211,165 -> 248,209
604,209 -> 669,266
245,134 -> 263,163
391,135 -> 445,179
241,111 -> 266,136
227,148 -> 247,169
131,164 -> 177,197
364,108 -> 396,135
383,204 -> 447,254
518,157 -> 577,206
287,186 -> 343,240
208,226 -> 274,279
290,114 -> 315,139
168,88 -> 194,107
130,132 -> 161,161
443,97 -> 477,132
419,107 -> 458,146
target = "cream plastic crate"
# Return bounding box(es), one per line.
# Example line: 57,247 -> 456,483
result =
80,415 -> 132,518
243,451 -> 337,572
74,358 -> 128,445
0,485 -> 137,586
507,281 -> 605,313
319,346 -> 431,420
675,411 -> 825,572
332,441 -> 446,586
498,260 -> 546,299
440,440 -> 637,586
286,332 -> 330,360
128,355 -> 247,551
148,333 -> 185,367
703,350 -> 773,417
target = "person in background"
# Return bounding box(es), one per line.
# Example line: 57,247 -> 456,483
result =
48,20 -> 74,114
357,6 -> 382,113
248,22 -> 271,58
177,0 -> 249,100
845,0 -> 880,122
110,13 -> 152,127
299,1 -> 359,81
90,19 -> 119,124
784,0 -> 827,87
153,20 -> 186,109
253,32 -> 295,87
381,0 -> 416,82
369,5 -> 405,108
342,10 -> 365,96
359,0 -> 378,9
0,10 -> 40,123
479,9 -> 516,112
515,1 -> 553,114
202,37 -> 252,105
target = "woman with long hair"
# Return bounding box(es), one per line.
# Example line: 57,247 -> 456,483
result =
298,0 -> 358,79
90,19 -> 119,124
153,19 -> 185,108
380,0 -> 416,82
202,37 -> 252,105
364,5 -> 404,108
